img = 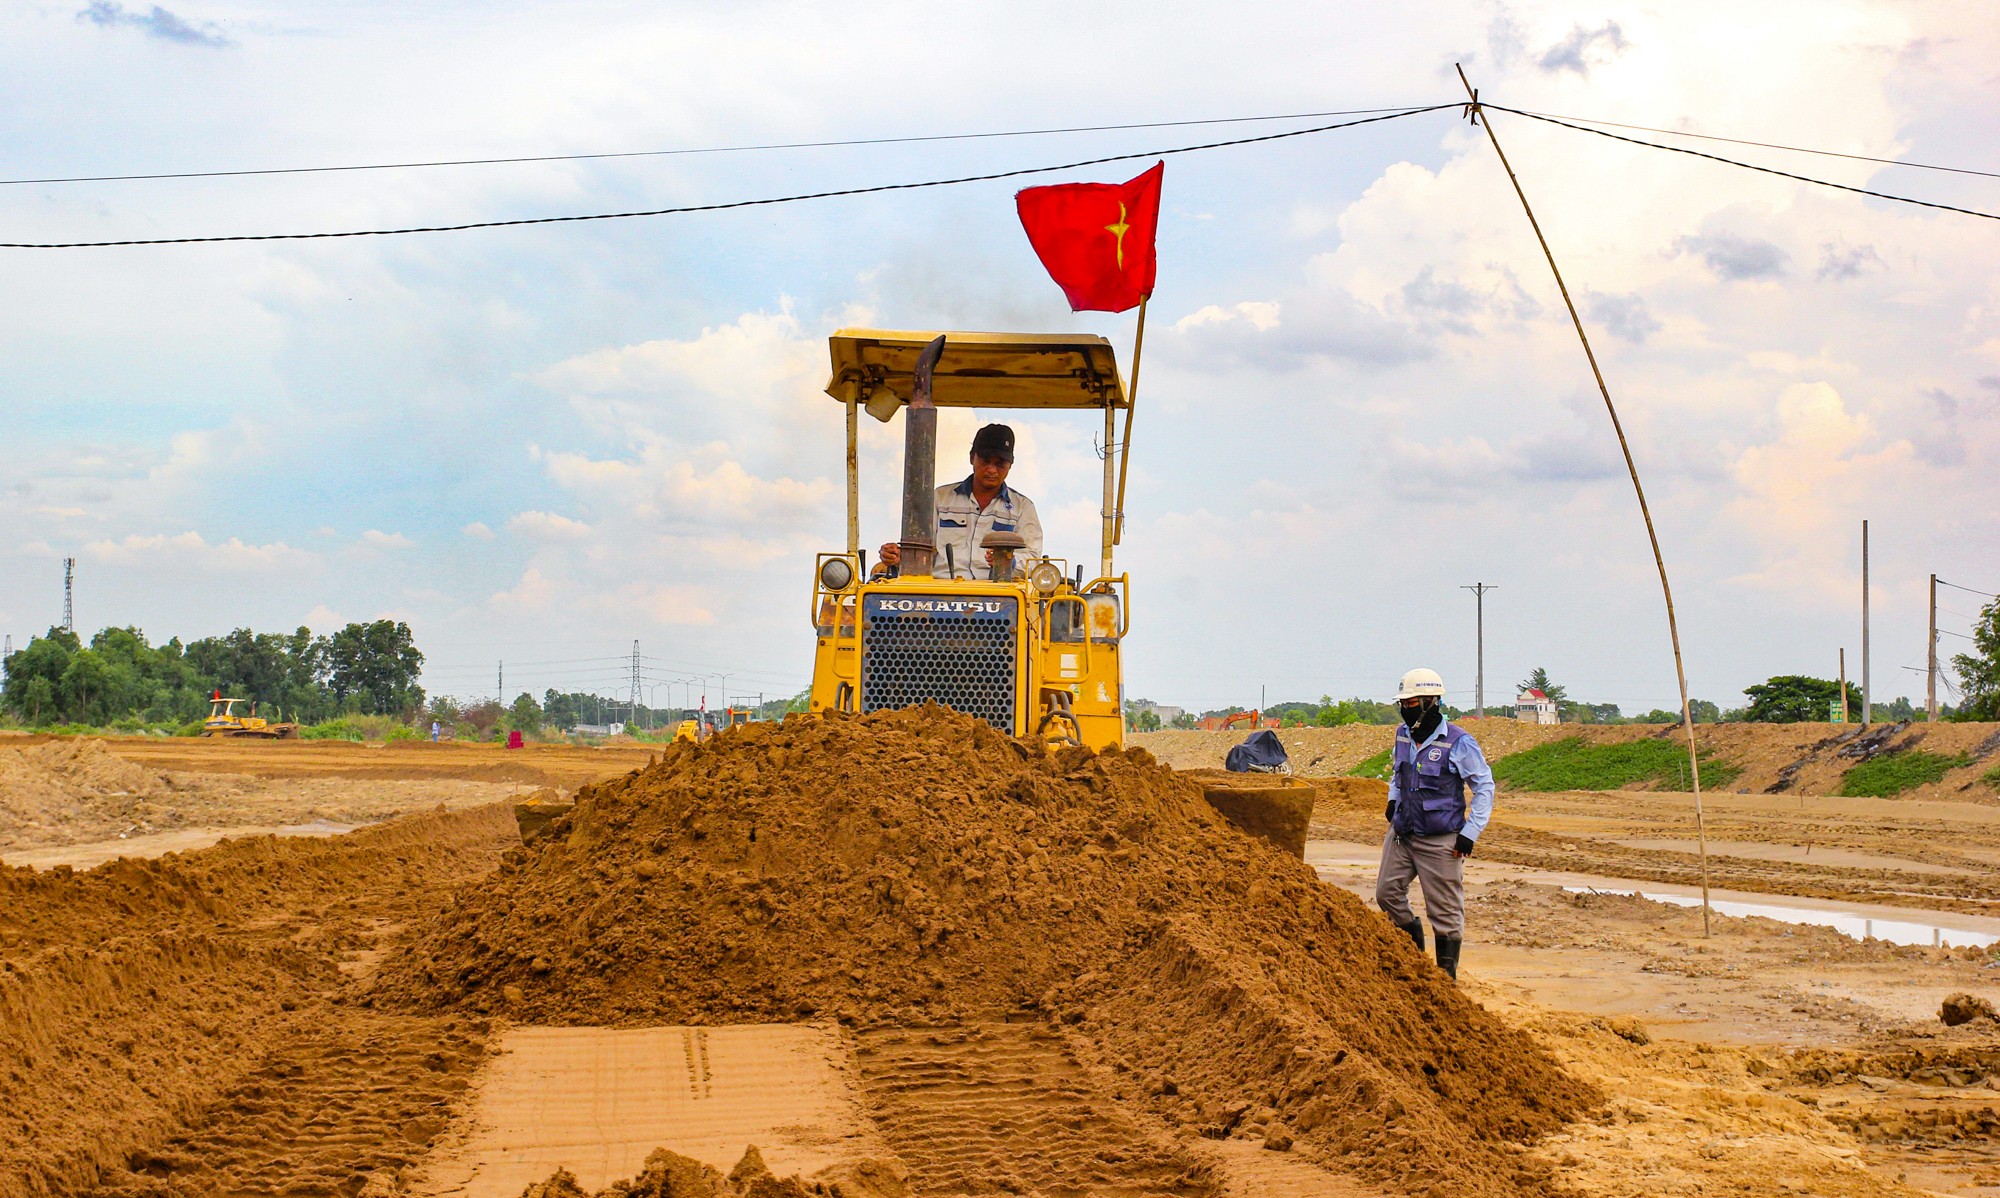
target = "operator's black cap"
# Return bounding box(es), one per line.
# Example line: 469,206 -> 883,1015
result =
971,423 -> 1015,463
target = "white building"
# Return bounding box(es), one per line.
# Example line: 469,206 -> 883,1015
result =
1515,689 -> 1559,724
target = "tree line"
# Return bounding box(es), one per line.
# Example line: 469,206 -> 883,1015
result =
0,622 -> 424,728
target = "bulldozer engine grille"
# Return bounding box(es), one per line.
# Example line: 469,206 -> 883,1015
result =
861,594 -> 1018,732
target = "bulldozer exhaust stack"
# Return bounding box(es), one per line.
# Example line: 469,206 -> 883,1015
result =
897,335 -> 947,578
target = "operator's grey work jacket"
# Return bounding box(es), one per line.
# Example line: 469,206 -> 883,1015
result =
928,477 -> 1044,580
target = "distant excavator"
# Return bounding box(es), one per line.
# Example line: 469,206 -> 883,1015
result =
199,690 -> 299,739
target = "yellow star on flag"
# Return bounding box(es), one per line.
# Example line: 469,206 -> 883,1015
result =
1104,202 -> 1130,270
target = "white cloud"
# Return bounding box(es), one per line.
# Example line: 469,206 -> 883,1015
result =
1724,383 -> 1917,594
82,532 -> 313,572
303,603 -> 344,630
506,510 -> 593,540
462,522 -> 496,540
1174,302 -> 1282,334
490,568 -> 558,614
359,529 -> 413,549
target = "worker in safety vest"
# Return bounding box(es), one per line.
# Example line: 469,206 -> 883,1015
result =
1375,667 -> 1495,980
876,423 -> 1044,580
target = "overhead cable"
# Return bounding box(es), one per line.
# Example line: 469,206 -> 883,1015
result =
0,104 -> 1456,249
1515,110 -> 2000,181
1939,579 -> 1999,599
0,106 -> 1438,188
1484,105 -> 1999,222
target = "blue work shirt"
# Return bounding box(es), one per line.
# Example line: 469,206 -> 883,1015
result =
1386,721 -> 1496,842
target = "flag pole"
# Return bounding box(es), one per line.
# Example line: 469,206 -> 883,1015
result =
1111,295 -> 1148,547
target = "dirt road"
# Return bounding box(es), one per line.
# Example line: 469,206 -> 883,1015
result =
1,728 -> 1996,1197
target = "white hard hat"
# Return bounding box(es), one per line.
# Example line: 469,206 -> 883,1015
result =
1395,668 -> 1446,700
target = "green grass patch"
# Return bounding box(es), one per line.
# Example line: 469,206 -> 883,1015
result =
1491,737 -> 1741,792
1838,750 -> 1974,798
1985,763 -> 2000,792
300,715 -> 415,742
1347,749 -> 1392,780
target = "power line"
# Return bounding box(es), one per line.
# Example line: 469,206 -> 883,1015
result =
1515,109 -> 2000,181
0,104 -> 1456,249
1939,579 -> 1999,599
0,106 -> 1439,188
1485,105 -> 1999,222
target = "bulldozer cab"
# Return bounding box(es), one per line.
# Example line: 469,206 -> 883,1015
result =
808,329 -> 1131,750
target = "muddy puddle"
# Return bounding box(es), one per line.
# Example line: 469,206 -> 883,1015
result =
1563,886 -> 2000,949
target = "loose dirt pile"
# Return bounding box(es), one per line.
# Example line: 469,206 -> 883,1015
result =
0,739 -> 243,849
0,803 -> 515,1198
520,1145 -> 891,1198
382,707 -> 1597,1197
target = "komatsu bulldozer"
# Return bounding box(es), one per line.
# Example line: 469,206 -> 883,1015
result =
807,330 -> 1129,751
199,691 -> 299,739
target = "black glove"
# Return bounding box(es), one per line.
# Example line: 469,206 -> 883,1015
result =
1384,799 -> 1396,823
1454,834 -> 1476,858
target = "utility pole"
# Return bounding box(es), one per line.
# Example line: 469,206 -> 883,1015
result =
1462,583 -> 1497,717
1839,648 -> 1849,723
1928,573 -> 1939,722
1861,520 -> 1871,727
631,640 -> 642,730
2,635 -> 11,687
62,558 -> 75,633
497,660 -> 503,700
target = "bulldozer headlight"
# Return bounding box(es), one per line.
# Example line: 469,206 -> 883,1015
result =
1029,561 -> 1063,594
819,557 -> 855,592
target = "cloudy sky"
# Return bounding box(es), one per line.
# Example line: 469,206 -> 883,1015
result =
1,0 -> 1994,715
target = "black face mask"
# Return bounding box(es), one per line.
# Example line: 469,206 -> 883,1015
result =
1401,699 -> 1441,739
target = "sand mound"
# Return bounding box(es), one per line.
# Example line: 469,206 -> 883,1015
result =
0,739 -> 209,848
0,803 -> 514,1198
382,707 -> 1595,1196
520,1144 -> 902,1198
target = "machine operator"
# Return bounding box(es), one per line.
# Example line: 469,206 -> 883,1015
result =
1375,667 -> 1496,981
876,423 -> 1044,580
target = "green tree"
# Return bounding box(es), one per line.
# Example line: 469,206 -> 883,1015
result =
324,620 -> 425,716
1169,711 -> 1197,729
1688,699 -> 1721,724
2,627 -> 79,722
1950,598 -> 2000,721
508,692 -> 544,734
1123,699 -> 1163,732
1517,668 -> 1568,709
1742,675 -> 1860,723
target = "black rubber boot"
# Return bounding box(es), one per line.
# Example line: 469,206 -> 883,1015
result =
1398,920 -> 1425,954
1435,936 -> 1462,980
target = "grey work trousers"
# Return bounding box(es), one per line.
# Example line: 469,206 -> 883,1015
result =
1374,828 -> 1466,939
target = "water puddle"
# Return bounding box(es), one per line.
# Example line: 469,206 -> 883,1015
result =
1565,887 -> 1999,949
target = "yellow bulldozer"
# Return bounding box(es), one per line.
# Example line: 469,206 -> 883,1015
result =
199,691 -> 300,739
807,330 -> 1129,751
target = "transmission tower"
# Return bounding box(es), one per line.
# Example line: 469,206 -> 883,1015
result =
62,558 -> 75,632
497,660 -> 504,699
630,640 -> 642,729
2,635 -> 11,687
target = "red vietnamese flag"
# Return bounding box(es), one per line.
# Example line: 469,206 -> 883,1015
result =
1015,162 -> 1162,313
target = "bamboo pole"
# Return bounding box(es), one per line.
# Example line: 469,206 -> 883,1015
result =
1112,296 -> 1149,548
1455,65 -> 1712,935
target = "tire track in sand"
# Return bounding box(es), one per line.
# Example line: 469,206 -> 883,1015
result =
853,1022 -> 1215,1197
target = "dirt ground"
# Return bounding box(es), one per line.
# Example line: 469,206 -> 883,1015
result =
1135,720 -> 2000,802
3,727 -> 1998,1198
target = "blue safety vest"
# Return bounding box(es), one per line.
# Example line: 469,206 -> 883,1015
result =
1392,723 -> 1469,838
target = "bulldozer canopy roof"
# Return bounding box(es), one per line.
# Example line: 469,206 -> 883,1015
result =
824,329 -> 1127,410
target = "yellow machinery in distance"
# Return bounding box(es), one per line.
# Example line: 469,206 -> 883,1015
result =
199,694 -> 299,739
807,330 -> 1129,750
